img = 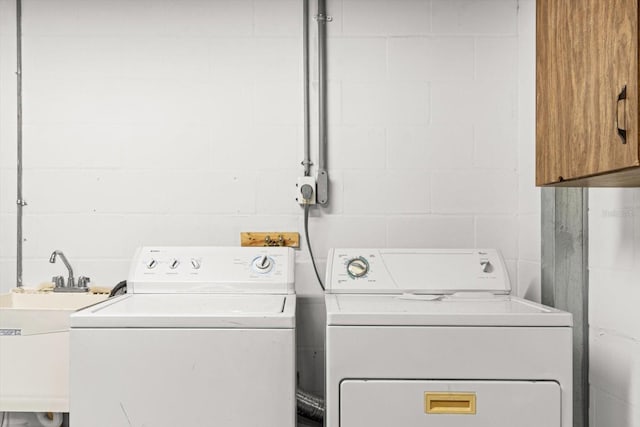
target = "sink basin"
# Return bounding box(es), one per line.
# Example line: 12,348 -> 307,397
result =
0,290 -> 109,412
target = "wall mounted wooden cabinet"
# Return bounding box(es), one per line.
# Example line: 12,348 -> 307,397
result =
537,0 -> 640,186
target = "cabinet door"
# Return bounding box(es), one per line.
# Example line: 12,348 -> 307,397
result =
537,0 -> 639,186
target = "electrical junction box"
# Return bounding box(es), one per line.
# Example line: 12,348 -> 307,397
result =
296,177 -> 316,205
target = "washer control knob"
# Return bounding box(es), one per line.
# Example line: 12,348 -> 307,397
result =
480,260 -> 493,273
146,259 -> 158,269
191,259 -> 201,270
347,257 -> 369,278
256,255 -> 272,270
252,255 -> 274,273
169,259 -> 180,269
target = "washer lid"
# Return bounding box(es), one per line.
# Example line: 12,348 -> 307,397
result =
325,294 -> 572,327
71,294 -> 295,329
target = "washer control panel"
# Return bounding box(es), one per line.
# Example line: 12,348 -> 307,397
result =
128,246 -> 295,294
326,248 -> 510,294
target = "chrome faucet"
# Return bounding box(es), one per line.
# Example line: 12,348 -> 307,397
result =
49,250 -> 90,292
50,250 -> 75,287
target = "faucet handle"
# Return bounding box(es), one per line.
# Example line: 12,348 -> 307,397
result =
52,276 -> 65,288
77,276 -> 91,289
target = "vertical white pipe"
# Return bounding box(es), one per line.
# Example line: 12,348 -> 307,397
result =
302,0 -> 311,176
316,0 -> 329,204
16,0 -> 24,288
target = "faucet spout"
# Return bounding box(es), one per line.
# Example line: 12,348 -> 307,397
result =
50,250 -> 75,287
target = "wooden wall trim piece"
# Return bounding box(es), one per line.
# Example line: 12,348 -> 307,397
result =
541,187 -> 589,427
240,232 -> 300,248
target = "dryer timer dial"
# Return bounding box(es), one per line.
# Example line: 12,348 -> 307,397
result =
346,257 -> 369,278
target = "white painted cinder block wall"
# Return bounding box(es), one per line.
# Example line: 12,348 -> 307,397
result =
589,189 -> 640,426
0,0 -> 537,397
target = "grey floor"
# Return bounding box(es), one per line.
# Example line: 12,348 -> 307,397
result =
298,416 -> 323,427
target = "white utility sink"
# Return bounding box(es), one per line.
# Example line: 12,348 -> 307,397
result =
0,290 -> 109,413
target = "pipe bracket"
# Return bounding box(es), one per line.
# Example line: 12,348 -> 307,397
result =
16,199 -> 27,206
314,14 -> 333,22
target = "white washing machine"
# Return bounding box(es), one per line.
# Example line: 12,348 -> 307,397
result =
70,246 -> 296,427
325,248 -> 572,427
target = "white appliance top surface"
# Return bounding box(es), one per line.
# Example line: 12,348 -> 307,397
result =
326,248 -> 510,294
325,294 -> 572,327
71,294 -> 295,329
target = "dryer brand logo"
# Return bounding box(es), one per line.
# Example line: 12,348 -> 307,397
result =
0,329 -> 22,336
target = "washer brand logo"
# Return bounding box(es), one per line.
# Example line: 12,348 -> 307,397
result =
0,329 -> 22,336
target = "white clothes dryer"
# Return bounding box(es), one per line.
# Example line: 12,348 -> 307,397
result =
70,246 -> 296,427
325,248 -> 572,427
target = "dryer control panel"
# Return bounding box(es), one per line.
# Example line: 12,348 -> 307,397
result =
326,248 -> 510,295
128,246 -> 295,294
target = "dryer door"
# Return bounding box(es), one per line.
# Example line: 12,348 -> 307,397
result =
340,380 -> 561,427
